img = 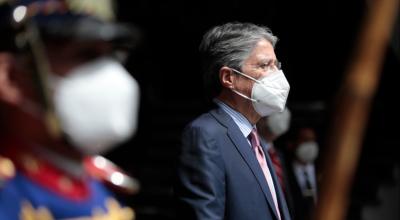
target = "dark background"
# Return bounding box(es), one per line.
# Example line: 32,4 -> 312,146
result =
106,0 -> 400,219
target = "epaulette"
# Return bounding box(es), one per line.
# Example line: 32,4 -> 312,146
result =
0,155 -> 15,188
84,155 -> 140,195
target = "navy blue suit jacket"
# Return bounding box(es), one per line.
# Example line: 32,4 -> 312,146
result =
175,106 -> 291,220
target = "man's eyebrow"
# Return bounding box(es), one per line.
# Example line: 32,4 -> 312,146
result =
258,58 -> 276,64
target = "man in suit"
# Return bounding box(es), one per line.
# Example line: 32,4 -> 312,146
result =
257,108 -> 296,219
284,127 -> 320,220
175,22 -> 291,220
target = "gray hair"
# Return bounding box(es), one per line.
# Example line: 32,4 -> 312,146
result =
199,22 -> 278,99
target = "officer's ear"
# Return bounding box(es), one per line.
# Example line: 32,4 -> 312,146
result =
219,66 -> 235,89
0,52 -> 21,105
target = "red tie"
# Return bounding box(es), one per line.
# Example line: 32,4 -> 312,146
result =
268,146 -> 285,193
249,129 -> 281,220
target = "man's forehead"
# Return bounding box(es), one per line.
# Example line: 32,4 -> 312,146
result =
299,128 -> 316,140
249,40 -> 276,59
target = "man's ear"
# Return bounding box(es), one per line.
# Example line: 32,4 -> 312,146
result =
0,52 -> 21,105
219,66 -> 235,89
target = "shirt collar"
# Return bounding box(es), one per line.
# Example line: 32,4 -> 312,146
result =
214,98 -> 254,138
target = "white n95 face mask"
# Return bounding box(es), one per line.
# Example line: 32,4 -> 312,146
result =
49,57 -> 140,155
231,68 -> 290,117
295,141 -> 319,163
267,107 -> 291,137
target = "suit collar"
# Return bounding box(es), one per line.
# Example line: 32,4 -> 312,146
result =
213,99 -> 253,137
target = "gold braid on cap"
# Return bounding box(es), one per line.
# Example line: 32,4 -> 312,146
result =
66,0 -> 115,21
1,0 -> 115,21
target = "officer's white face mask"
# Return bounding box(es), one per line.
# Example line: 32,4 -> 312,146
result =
230,68 -> 290,117
49,57 -> 140,155
295,141 -> 319,163
267,107 -> 291,137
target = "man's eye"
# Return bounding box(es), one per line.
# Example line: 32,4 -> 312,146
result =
259,63 -> 268,68
259,63 -> 271,70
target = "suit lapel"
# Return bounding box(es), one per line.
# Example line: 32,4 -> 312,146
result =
210,108 -> 280,220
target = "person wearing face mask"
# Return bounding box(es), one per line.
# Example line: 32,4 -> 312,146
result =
0,0 -> 140,219
175,22 -> 291,220
257,108 -> 295,219
284,126 -> 320,220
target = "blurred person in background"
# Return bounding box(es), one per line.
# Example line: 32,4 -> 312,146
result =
175,22 -> 291,220
284,126 -> 320,220
0,0 -> 140,219
257,107 -> 295,218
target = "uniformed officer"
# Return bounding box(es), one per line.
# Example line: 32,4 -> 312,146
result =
0,0 -> 140,219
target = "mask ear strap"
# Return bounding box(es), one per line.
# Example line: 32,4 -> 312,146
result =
229,68 -> 259,102
231,89 -> 258,102
230,68 -> 261,83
